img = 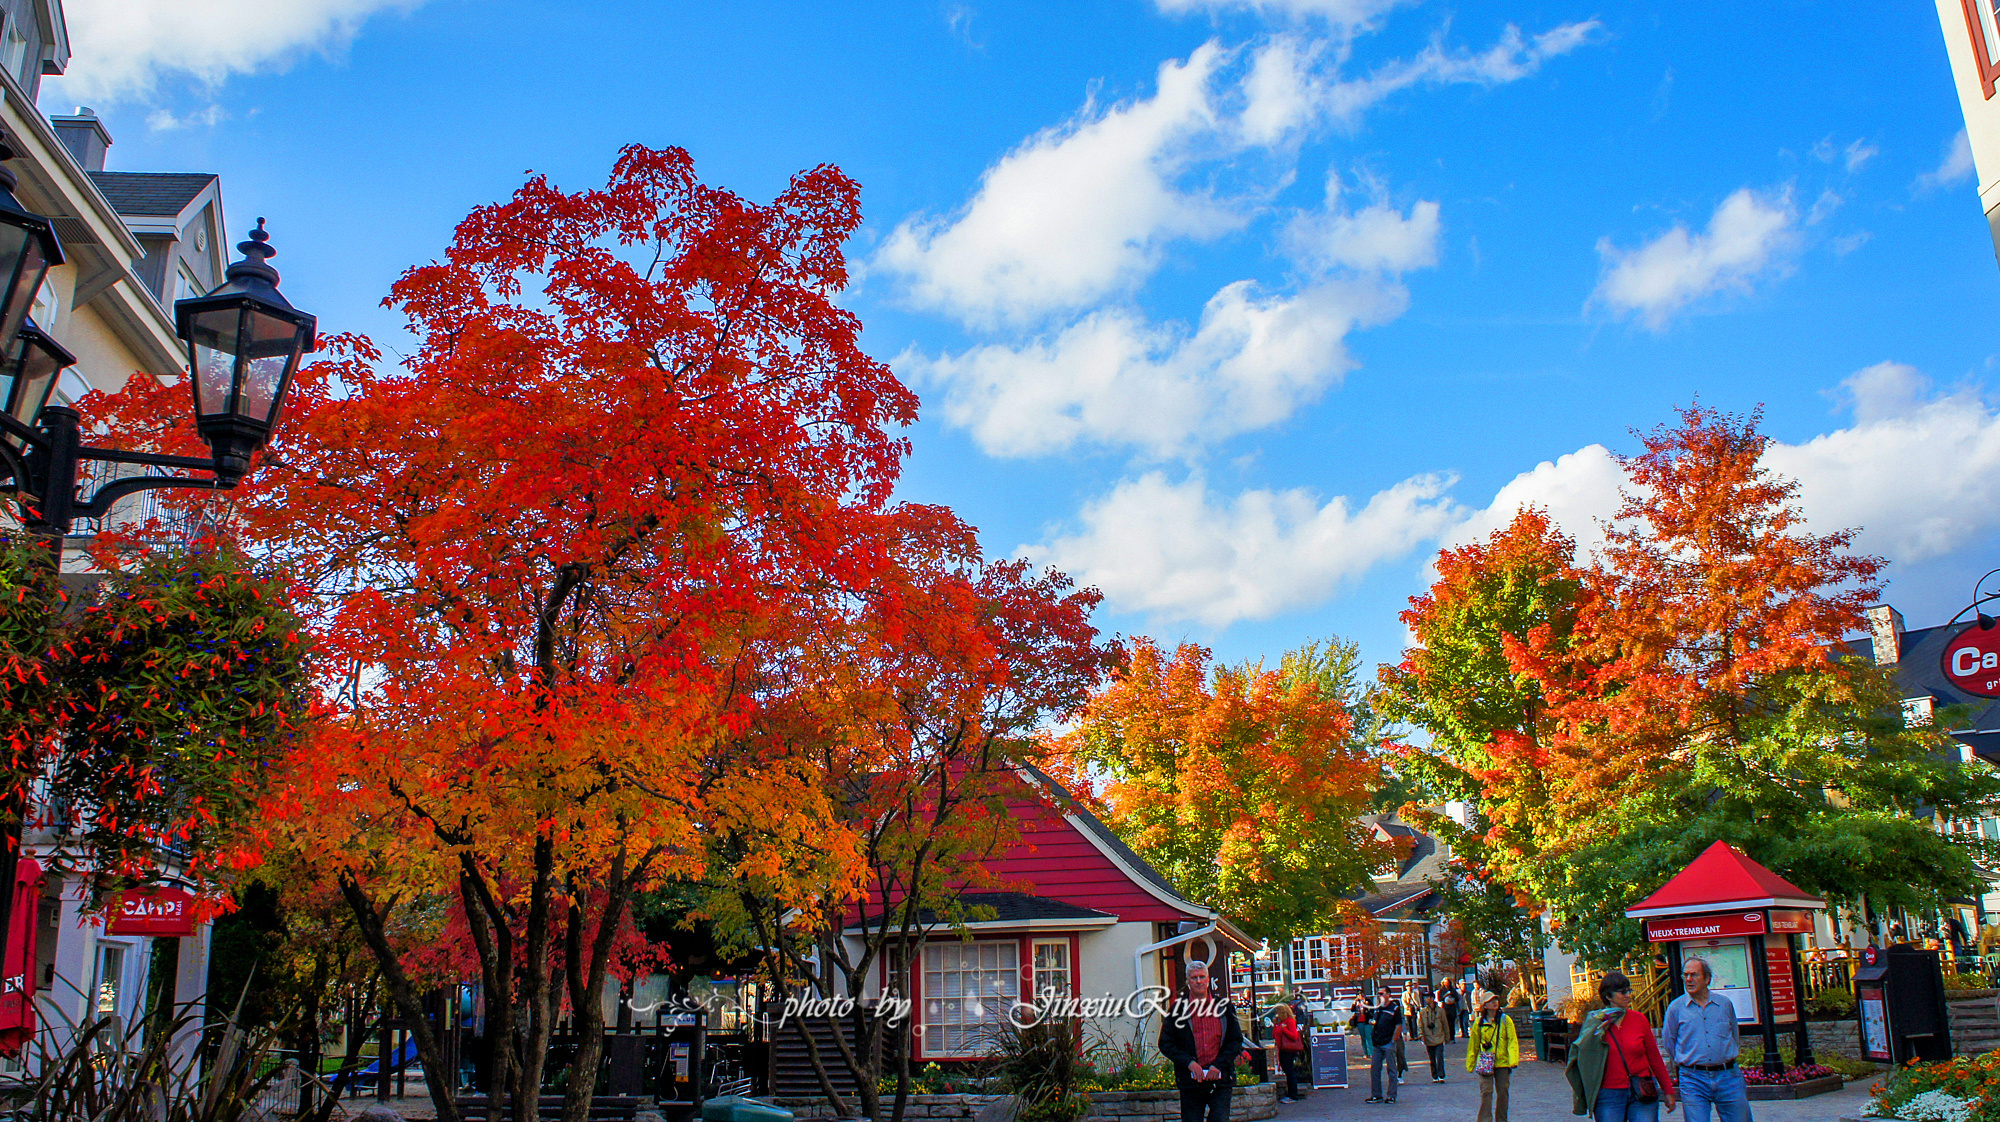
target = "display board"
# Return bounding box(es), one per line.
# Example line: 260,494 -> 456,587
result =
1766,942 -> 1799,1023
1310,1031 -> 1348,1089
1858,984 -> 1891,1063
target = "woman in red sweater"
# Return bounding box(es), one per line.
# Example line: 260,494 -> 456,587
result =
1272,1003 -> 1306,1103
1588,971 -> 1676,1121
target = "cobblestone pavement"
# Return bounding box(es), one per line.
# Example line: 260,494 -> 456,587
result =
1267,1037 -> 1876,1122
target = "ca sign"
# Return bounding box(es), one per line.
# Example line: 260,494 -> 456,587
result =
1941,622 -> 2000,699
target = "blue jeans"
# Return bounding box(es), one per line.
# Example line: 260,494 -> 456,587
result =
1369,1043 -> 1398,1101
1677,1066 -> 1753,1122
1594,1086 -> 1661,1122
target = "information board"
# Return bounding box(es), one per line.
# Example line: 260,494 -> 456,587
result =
1766,942 -> 1799,1022
1858,986 -> 1891,1062
1310,1031 -> 1348,1089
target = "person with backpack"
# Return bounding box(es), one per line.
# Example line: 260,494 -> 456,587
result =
1440,978 -> 1463,1040
1417,989 -> 1452,1083
1466,986 -> 1520,1122
1365,992 -> 1406,1104
1272,1002 -> 1306,1103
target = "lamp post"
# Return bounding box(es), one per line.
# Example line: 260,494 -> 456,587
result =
0,138 -> 314,1004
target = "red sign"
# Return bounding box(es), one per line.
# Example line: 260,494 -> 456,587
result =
107,888 -> 196,937
1644,911 -> 1767,942
1766,942 -> 1798,1022
1768,910 -> 1812,935
1941,622 -> 2000,699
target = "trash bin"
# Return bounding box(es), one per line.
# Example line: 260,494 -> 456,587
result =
700,1097 -> 794,1122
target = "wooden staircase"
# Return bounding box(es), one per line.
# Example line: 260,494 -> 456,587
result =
770,1015 -> 882,1100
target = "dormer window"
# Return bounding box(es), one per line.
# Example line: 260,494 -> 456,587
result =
0,21 -> 26,86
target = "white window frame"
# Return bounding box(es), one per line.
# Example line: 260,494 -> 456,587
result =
1030,938 -> 1071,1003
921,940 -> 1018,1058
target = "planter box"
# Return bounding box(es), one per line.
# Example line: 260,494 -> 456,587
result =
780,1084 -> 1280,1122
1745,1074 -> 1844,1101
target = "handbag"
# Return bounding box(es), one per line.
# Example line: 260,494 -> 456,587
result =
1474,1022 -> 1496,1076
1610,1012 -> 1660,1104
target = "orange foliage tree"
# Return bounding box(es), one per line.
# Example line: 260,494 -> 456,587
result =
1393,406 -> 2000,963
705,525 -> 1113,1121
1056,638 -> 1389,943
85,145 -> 962,1122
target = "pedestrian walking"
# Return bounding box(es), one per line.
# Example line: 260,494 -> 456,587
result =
1158,960 -> 1244,1122
1567,970 -> 1675,1121
1352,998 -> 1375,1065
1661,957 -> 1751,1122
1396,991 -> 1414,1078
1272,1003 -> 1306,1103
1289,992 -> 1314,1086
1466,986 -> 1519,1122
1417,989 -> 1451,1082
1440,979 -> 1462,1041
1365,991 -> 1406,1104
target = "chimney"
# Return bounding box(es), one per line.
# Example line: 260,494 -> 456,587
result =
1866,604 -> 1905,667
49,107 -> 110,172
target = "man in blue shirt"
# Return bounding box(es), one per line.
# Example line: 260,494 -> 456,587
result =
1660,957 -> 1752,1122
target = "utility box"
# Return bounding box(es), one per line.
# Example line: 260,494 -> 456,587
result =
1855,946 -> 1953,1065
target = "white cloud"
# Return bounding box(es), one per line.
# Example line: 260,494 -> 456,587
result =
1155,0 -> 1407,26
45,0 -> 420,105
1452,363 -> 2000,572
1591,187 -> 1800,330
1812,136 -> 1878,174
1771,368 -> 2000,563
879,22 -> 1598,328
901,277 -> 1409,457
1283,172 -> 1440,274
145,104 -> 227,131
1446,444 -> 1625,561
1916,129 -> 1976,194
1025,471 -> 1463,626
877,44 -> 1241,328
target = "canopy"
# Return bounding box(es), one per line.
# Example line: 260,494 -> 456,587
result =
1626,841 -> 1824,919
0,858 -> 44,1055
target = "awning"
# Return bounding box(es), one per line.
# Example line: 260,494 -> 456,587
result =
0,858 -> 45,1055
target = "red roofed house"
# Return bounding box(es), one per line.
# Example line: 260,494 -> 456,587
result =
844,765 -> 1257,1063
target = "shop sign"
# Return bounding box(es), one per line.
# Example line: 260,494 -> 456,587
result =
1941,622 -> 2000,699
1644,911 -> 1766,941
1768,911 -> 1812,935
106,888 -> 196,937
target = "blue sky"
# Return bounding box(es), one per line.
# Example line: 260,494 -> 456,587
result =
45,0 -> 2000,679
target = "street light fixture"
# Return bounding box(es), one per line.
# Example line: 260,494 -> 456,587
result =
0,136 -> 61,356
174,218 -> 317,482
0,317 -> 70,438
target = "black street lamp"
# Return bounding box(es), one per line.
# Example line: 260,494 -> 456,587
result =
0,138 -> 313,1004
0,218 -> 315,534
0,136 -> 61,357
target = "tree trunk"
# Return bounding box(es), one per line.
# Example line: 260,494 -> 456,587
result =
336,874 -> 461,1122
560,848 -> 634,1122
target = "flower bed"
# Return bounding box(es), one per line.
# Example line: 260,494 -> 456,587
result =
1861,1050 -> 2000,1120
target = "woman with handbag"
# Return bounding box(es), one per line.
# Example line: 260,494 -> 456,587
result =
1566,971 -> 1676,1121
1465,987 -> 1520,1122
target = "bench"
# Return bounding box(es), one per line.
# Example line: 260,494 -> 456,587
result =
454,1095 -> 643,1122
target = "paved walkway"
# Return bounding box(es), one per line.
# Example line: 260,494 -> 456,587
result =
1270,1037 -> 1876,1122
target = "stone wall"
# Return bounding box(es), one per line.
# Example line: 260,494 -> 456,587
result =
1081,1083 -> 1276,1122
1947,988 -> 2000,1056
1806,1018 -> 1860,1059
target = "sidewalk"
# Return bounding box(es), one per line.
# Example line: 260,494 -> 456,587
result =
1272,1037 -> 1876,1122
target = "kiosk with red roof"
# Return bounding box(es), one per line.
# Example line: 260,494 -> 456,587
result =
1625,841 -> 1824,1076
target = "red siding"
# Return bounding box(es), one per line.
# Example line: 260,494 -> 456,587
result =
987,794 -> 1193,922
857,780 -> 1203,924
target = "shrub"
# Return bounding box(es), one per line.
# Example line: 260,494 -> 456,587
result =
993,1017 -> 1086,1121
1945,972 -> 1994,991
1807,989 -> 1857,1018
1864,1050 -> 2000,1121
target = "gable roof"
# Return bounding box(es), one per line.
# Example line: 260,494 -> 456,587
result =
88,171 -> 217,219
851,891 -> 1119,932
1012,763 -> 1257,951
1626,841 -> 1825,918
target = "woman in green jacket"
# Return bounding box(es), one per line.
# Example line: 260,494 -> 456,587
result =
1465,989 -> 1520,1122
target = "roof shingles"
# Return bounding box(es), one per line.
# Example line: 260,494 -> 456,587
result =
87,171 -> 216,218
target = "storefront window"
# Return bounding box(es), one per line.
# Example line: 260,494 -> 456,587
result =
922,941 -> 1018,1056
